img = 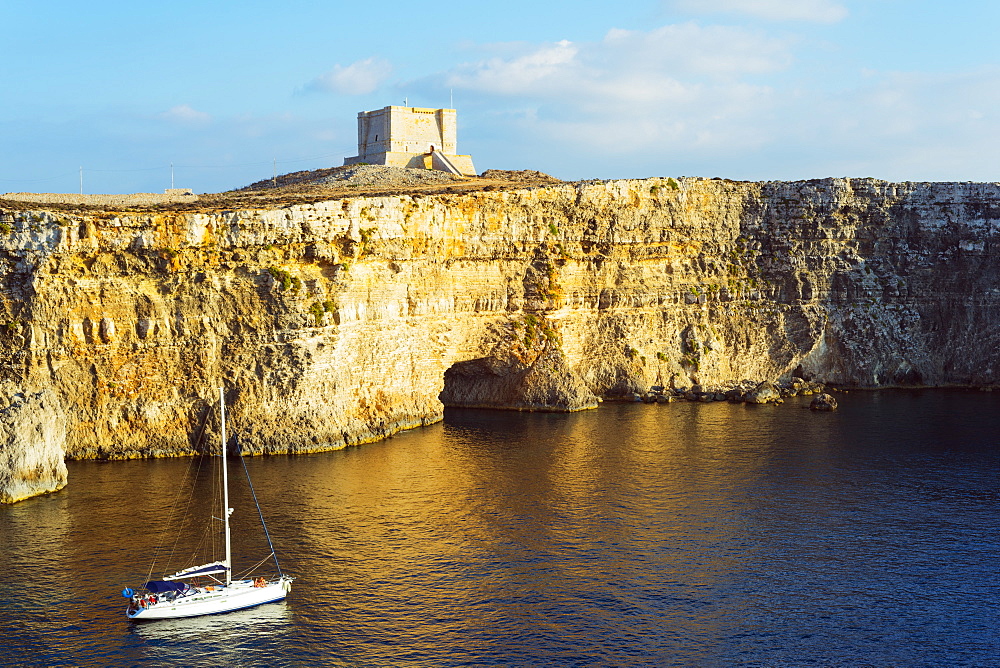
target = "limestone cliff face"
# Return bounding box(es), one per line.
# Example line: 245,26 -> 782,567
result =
1,177 -> 999,501
0,391 -> 67,503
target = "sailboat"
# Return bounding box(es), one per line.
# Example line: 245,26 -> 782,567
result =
122,387 -> 292,620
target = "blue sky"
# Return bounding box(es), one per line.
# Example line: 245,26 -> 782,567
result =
3,0 -> 999,193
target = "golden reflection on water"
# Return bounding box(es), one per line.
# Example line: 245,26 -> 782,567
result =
5,391 -> 1000,666
131,602 -> 293,641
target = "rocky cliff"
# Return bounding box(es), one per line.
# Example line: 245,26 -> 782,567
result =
2,176 -> 999,502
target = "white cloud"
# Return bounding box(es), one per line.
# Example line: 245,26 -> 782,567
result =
443,24 -> 789,154
449,24 -> 789,97
600,24 -> 792,78
807,68 -> 1000,179
160,104 -> 211,125
308,57 -> 392,95
435,24 -> 1000,182
670,0 -> 848,23
447,40 -> 579,95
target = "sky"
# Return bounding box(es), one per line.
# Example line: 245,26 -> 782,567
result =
3,0 -> 1000,194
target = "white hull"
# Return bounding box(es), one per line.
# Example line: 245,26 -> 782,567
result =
127,579 -> 291,621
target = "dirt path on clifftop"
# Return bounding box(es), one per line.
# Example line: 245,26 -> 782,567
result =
0,168 -> 565,214
191,176 -> 557,213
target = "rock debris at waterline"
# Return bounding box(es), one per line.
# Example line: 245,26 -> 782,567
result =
619,377 -> 831,406
1,175 -> 998,502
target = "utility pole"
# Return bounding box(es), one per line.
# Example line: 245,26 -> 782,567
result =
273,158 -> 277,187
171,162 -> 174,189
79,166 -> 83,195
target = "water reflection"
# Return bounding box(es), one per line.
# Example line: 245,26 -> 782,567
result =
130,603 -> 294,667
131,599 -> 293,641
3,391 -> 1000,666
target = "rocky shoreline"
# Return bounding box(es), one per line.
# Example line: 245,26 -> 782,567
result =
615,376 -> 831,405
2,175 -> 999,502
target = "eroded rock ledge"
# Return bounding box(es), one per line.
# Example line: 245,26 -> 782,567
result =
1,176 -> 999,501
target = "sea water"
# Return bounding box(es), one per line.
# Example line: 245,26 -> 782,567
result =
2,390 -> 1000,666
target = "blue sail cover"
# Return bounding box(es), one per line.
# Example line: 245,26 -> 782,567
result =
144,580 -> 190,594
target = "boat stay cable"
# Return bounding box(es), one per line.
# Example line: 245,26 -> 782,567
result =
238,444 -> 284,578
162,403 -> 215,574
146,403 -> 214,585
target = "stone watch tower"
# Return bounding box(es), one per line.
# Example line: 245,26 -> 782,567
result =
343,106 -> 477,176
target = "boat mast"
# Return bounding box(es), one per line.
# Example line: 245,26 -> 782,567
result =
220,386 -> 232,586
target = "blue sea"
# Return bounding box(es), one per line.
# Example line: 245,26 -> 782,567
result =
3,390 -> 1000,666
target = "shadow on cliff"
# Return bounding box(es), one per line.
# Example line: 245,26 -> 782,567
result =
439,346 -> 598,413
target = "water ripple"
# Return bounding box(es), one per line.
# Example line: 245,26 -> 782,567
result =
2,391 -> 1000,666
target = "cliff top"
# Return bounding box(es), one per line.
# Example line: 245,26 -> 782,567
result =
0,166 -> 566,214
